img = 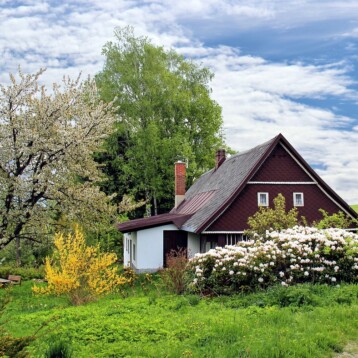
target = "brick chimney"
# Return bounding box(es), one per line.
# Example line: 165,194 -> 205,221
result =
175,161 -> 186,208
215,149 -> 226,169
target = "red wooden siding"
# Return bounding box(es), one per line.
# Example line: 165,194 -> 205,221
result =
207,184 -> 343,231
251,144 -> 313,182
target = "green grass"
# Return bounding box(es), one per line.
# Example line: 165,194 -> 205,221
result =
1,281 -> 358,357
351,205 -> 358,213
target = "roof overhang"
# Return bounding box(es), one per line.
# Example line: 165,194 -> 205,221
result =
117,213 -> 193,233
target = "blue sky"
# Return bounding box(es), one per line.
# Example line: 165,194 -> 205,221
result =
1,0 -> 357,204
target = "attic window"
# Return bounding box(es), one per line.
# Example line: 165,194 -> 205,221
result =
258,192 -> 269,207
293,192 -> 304,207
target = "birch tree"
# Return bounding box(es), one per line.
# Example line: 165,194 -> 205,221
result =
0,68 -> 117,249
96,27 -> 225,216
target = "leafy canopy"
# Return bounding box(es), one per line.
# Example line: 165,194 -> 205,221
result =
95,27 -> 226,215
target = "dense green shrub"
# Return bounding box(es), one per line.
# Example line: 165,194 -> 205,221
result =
314,209 -> 356,229
188,226 -> 358,295
0,266 -> 44,280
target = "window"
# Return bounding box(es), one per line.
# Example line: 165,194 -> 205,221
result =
225,234 -> 247,245
293,192 -> 304,207
257,192 -> 269,206
133,243 -> 136,261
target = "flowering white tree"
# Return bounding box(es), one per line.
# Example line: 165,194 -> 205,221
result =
0,68 -> 117,250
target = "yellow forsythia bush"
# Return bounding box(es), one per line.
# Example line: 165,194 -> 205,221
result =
33,226 -> 128,304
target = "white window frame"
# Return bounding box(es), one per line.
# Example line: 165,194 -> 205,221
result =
293,192 -> 304,207
225,234 -> 247,245
257,192 -> 269,207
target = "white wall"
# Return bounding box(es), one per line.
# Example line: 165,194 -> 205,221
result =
123,231 -> 137,268
123,225 -> 200,272
188,232 -> 200,258
123,233 -> 130,267
136,224 -> 178,272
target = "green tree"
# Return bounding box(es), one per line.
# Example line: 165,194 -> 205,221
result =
0,68 -> 117,253
95,27 -> 225,216
314,209 -> 355,229
247,194 -> 299,236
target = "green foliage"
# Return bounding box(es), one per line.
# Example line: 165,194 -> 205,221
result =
1,282 -> 358,357
352,205 -> 358,213
315,209 -> 355,229
0,265 -> 44,280
44,341 -> 73,358
0,291 -> 34,357
84,224 -> 123,261
0,238 -> 52,267
95,26 -> 226,215
246,193 -> 298,236
272,286 -> 318,307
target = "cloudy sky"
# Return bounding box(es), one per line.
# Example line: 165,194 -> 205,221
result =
1,0 -> 358,204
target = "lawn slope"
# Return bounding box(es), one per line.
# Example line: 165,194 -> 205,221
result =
1,282 -> 358,357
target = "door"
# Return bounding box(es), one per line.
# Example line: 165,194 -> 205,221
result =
163,231 -> 188,267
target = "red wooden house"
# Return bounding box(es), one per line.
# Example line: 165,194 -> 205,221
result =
118,134 -> 357,272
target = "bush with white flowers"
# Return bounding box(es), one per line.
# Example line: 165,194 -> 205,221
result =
187,227 -> 358,294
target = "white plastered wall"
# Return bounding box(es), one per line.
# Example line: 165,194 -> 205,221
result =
187,232 -> 200,258
136,224 -> 178,272
123,226 -> 201,272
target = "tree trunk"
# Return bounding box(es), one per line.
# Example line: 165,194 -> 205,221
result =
16,237 -> 21,267
145,190 -> 151,217
153,195 -> 158,216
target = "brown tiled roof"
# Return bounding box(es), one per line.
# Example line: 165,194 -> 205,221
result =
117,213 -> 192,233
171,135 -> 279,232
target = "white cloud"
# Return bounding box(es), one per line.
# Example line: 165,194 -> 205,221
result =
0,0 -> 357,204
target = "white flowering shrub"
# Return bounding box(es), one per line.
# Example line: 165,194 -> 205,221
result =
188,227 -> 358,294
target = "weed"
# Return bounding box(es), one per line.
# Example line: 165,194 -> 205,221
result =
44,341 -> 73,358
160,248 -> 188,294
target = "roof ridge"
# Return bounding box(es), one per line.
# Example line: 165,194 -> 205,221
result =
225,134 -> 280,162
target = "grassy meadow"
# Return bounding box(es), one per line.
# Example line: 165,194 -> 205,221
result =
1,278 -> 358,357
352,205 -> 358,213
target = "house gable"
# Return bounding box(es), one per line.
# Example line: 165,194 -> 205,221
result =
205,138 -> 357,232
206,183 -> 344,232
251,144 -> 313,182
